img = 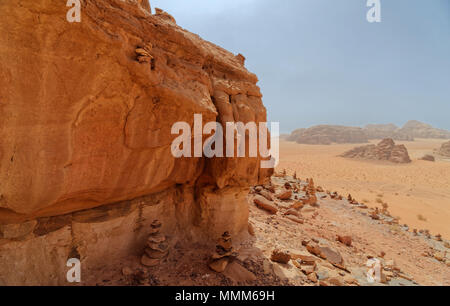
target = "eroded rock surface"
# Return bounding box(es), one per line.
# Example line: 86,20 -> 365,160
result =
0,0 -> 271,284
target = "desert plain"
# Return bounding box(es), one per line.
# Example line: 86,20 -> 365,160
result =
277,138 -> 450,238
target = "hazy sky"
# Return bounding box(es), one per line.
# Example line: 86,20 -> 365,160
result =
151,0 -> 450,133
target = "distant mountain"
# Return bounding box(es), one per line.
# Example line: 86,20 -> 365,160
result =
287,121 -> 450,145
398,120 -> 450,139
287,125 -> 368,145
363,124 -> 414,141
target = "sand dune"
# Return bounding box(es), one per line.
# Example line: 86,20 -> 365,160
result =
277,139 -> 450,238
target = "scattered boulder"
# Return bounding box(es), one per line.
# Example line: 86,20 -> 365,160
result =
270,249 -> 291,264
285,215 -> 304,224
223,261 -> 256,283
319,247 -> 344,266
336,235 -> 352,247
276,189 -> 292,201
419,154 -> 435,162
253,195 -> 278,214
307,272 -> 318,283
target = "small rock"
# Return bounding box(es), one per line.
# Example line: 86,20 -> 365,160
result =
327,277 -> 343,286
285,215 -> 304,224
248,222 -> 255,236
434,252 -> 445,262
271,249 -> 291,264
253,195 -> 278,214
301,265 -> 315,275
209,258 -> 229,273
307,272 -> 318,283
283,209 -> 299,217
276,189 -> 292,201
141,255 -> 159,267
122,267 -> 133,276
337,235 -> 352,247
223,261 -> 256,283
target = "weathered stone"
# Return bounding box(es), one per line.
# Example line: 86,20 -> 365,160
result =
285,215 -> 304,224
223,261 -> 256,283
209,258 -> 229,273
337,235 -> 352,247
270,249 -> 291,264
0,221 -> 37,240
148,232 -> 166,243
253,196 -> 278,214
141,255 -> 160,267
301,265 -> 315,275
145,248 -> 169,259
307,272 -> 318,283
276,190 -> 292,201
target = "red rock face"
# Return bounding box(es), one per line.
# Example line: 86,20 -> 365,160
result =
340,138 -> 411,163
0,0 -> 271,223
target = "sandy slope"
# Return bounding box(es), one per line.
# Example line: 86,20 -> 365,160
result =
277,139 -> 450,238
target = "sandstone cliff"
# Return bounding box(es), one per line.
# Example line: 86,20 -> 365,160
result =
0,0 -> 271,284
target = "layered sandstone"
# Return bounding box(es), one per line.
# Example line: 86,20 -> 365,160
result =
340,139 -> 411,164
0,0 -> 270,284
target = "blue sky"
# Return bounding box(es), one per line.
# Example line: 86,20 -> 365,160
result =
151,0 -> 450,133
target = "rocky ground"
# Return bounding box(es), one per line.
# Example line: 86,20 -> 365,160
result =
82,173 -> 450,286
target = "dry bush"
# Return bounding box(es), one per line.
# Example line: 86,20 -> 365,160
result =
417,214 -> 427,222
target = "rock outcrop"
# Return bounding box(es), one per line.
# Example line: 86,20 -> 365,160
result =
340,139 -> 411,164
438,141 -> 450,157
287,125 -> 368,145
0,0 -> 271,284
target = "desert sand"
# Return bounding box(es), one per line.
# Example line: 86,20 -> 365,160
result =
277,139 -> 450,238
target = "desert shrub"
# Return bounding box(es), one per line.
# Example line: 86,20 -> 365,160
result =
417,214 -> 427,222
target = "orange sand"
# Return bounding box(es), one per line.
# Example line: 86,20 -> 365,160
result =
277,139 -> 450,238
